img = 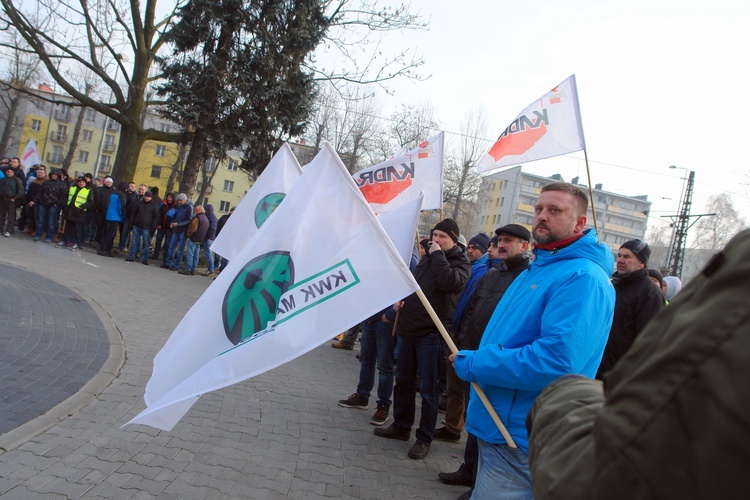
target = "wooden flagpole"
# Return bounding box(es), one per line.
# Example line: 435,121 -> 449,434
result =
583,148 -> 599,234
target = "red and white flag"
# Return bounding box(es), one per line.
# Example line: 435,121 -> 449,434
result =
354,132 -> 443,213
477,75 -> 586,173
20,138 -> 42,172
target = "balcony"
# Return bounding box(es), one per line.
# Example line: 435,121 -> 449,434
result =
98,162 -> 111,172
103,142 -> 116,152
106,121 -> 120,132
46,152 -> 63,164
50,132 -> 67,143
54,109 -> 72,122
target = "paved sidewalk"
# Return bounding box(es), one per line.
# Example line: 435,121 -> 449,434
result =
0,234 -> 471,499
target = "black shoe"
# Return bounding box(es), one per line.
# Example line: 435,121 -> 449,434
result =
97,250 -> 107,256
457,489 -> 473,500
160,263 -> 169,269
169,266 -> 178,271
438,470 -> 474,487
142,261 -> 149,265
178,269 -> 193,275
373,424 -> 410,441
125,257 -> 134,262
337,393 -> 368,409
434,426 -> 461,442
408,441 -> 430,459
331,341 -> 354,350
370,404 -> 389,426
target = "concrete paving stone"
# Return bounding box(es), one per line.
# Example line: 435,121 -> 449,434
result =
116,460 -> 162,480
0,485 -> 45,500
182,459 -> 224,477
76,456 -> 126,476
121,475 -> 171,496
252,473 -> 291,495
84,482 -> 135,500
192,471 -> 234,494
40,461 -> 90,482
162,479 -> 212,498
0,477 -> 23,496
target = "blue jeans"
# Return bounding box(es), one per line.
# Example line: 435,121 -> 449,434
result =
472,440 -> 532,500
35,204 -> 60,241
166,232 -> 187,268
202,239 -> 214,272
153,228 -> 172,260
118,219 -> 132,251
128,226 -> 151,261
185,239 -> 201,271
392,333 -> 440,443
356,319 -> 395,407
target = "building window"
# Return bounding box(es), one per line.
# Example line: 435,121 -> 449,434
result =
223,180 -> 234,192
103,134 -> 116,152
219,200 -> 230,212
86,109 -> 96,121
155,145 -> 166,157
150,165 -> 162,178
100,155 -> 111,171
159,123 -> 170,133
204,156 -> 218,172
106,118 -> 120,131
78,151 -> 89,163
31,119 -> 41,132
55,124 -> 68,142
201,197 -> 209,206
81,129 -> 93,142
48,145 -> 64,164
227,159 -> 239,171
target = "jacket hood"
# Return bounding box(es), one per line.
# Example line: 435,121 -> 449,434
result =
204,204 -> 214,214
532,229 -> 614,276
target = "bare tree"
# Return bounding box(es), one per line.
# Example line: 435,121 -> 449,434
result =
0,0 -> 189,182
304,82 -> 382,173
0,26 -> 45,155
692,193 -> 746,251
443,108 -> 488,229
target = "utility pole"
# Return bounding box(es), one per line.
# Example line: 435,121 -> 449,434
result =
661,170 -> 715,279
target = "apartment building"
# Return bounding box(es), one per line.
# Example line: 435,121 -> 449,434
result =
480,166 -> 651,252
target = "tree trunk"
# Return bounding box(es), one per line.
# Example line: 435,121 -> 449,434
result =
61,106 -> 86,173
180,127 -> 208,198
166,144 -> 187,195
0,95 -> 20,156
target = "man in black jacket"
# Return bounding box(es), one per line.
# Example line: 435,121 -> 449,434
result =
438,223 -> 531,498
596,239 -> 664,379
127,191 -> 160,264
374,218 -> 471,460
30,168 -> 66,242
0,165 -> 24,236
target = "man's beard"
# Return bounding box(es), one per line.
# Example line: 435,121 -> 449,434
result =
532,224 -> 574,245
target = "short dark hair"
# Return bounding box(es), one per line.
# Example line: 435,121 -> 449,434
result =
540,182 -> 588,217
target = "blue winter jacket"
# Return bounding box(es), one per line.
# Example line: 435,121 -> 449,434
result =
453,229 -> 615,453
452,253 -> 489,333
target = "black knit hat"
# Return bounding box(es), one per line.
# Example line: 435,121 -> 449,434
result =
468,233 -> 490,254
495,223 -> 531,242
620,239 -> 651,265
433,218 -> 460,242
648,268 -> 665,288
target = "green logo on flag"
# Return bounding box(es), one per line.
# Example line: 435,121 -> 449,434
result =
254,192 -> 285,228
222,251 -> 295,345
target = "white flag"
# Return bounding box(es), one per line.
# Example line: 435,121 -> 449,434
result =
477,75 -> 586,173
127,142 -> 419,431
20,138 -> 42,172
378,193 -> 423,266
210,143 -> 302,261
354,132 -> 444,213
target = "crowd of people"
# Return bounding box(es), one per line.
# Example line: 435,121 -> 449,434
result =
0,158 -> 235,274
334,182 -> 689,500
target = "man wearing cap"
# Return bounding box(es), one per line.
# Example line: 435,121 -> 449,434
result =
438,224 -> 532,496
127,190 -> 160,264
450,182 -> 615,497
60,176 -> 94,249
0,165 -> 24,236
596,239 -> 664,379
466,233 -> 490,264
374,218 -> 471,460
30,168 -> 66,242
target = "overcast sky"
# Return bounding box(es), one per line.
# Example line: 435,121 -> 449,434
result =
362,0 -> 750,236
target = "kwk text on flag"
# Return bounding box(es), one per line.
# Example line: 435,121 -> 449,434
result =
477,75 -> 586,173
127,142 -> 419,431
210,143 -> 302,261
354,132 -> 444,213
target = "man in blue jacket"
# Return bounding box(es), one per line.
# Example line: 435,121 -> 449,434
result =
451,182 -> 615,498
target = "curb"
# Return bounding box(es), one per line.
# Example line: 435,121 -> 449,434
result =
0,276 -> 126,453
